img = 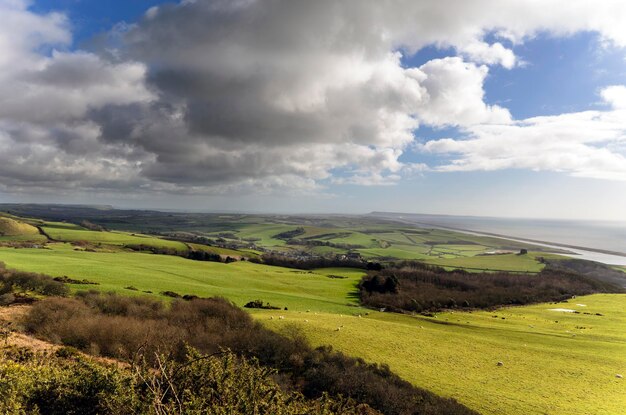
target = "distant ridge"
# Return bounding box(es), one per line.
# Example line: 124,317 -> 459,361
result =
0,203 -> 114,210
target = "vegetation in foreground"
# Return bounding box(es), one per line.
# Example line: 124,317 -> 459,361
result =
22,291 -> 476,415
0,346 -> 380,415
359,262 -> 624,313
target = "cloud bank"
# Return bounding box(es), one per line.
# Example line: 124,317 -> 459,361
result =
1,0 -> 626,195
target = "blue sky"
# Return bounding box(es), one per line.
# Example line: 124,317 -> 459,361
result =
31,0 -> 170,42
1,1 -> 626,219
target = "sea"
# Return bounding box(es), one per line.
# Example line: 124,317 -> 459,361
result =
371,212 -> 626,266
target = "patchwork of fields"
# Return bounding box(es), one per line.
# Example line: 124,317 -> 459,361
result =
0,211 -> 624,414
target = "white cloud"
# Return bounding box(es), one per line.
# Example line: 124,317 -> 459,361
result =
423,86 -> 626,181
459,42 -> 517,69
602,85 -> 626,109
0,0 -> 153,189
416,57 -> 511,126
2,0 -> 626,194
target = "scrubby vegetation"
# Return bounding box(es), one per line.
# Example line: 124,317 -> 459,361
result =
125,244 -> 237,263
23,292 -> 476,415
256,253 -> 368,270
53,275 -> 99,285
243,299 -> 281,309
273,227 -> 306,240
0,262 -> 68,299
0,346 -> 378,415
359,262 -> 624,313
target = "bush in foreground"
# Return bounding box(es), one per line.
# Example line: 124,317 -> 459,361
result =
23,292 -> 476,415
0,346 -> 377,415
0,262 -> 69,298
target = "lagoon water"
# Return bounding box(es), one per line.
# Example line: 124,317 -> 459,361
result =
372,212 -> 626,265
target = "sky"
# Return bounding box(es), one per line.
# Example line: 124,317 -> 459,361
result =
1,0 -> 626,220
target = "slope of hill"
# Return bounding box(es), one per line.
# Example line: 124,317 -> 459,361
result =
0,216 -> 40,236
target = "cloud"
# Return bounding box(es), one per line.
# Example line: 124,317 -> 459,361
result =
602,85 -> 626,109
416,57 -> 511,126
0,0 -> 152,190
423,86 -> 626,181
2,0 -> 626,195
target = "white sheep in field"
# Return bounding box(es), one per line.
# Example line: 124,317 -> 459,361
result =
279,316 -> 285,320
617,374 -> 623,379
497,361 -> 504,367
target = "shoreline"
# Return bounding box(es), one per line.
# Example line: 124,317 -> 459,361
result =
374,215 -> 626,266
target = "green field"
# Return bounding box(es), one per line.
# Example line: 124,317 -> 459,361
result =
42,225 -> 189,251
1,210 -> 623,414
260,294 -> 626,415
0,215 -> 45,242
0,242 -> 624,414
0,244 -> 365,314
186,219 -> 558,271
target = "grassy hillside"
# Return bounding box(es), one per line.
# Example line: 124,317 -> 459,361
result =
260,294 -> 626,415
0,216 -> 46,242
0,244 -> 365,314
0,205 -> 562,270
0,209 -> 621,414
42,223 -> 189,251
0,241 -> 624,414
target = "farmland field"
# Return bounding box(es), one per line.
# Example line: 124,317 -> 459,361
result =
0,242 -> 624,414
0,205 -> 564,272
0,208 -> 623,415
260,294 -> 626,415
0,243 -> 365,314
42,225 -> 189,251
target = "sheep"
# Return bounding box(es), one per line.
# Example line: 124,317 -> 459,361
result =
497,361 -> 504,367
279,316 -> 285,320
616,374 -> 623,379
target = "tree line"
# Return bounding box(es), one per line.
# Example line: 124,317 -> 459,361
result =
359,261 -> 624,313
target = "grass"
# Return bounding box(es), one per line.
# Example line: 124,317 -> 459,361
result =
187,243 -> 256,258
0,217 -> 40,236
2,212 -> 619,414
259,294 -> 626,415
0,240 -> 623,414
423,252 -> 548,272
231,223 -> 294,246
0,244 -> 364,314
42,226 -> 189,251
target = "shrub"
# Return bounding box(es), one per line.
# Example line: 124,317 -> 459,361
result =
243,299 -> 281,310
359,263 -> 624,313
0,263 -> 69,298
24,293 -> 477,415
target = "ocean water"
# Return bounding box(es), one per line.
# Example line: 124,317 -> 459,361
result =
372,212 -> 626,265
